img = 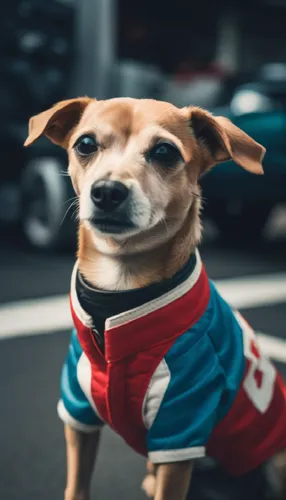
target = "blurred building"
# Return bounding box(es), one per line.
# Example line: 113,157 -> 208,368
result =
75,0 -> 286,106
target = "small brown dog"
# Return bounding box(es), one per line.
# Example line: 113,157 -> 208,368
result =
25,97 -> 286,500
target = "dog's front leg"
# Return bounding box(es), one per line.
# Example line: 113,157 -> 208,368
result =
273,449 -> 286,496
64,424 -> 101,500
154,461 -> 193,500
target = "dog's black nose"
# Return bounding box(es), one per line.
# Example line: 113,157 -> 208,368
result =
90,180 -> 129,212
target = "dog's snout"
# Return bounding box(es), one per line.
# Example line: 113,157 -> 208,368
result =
90,180 -> 129,212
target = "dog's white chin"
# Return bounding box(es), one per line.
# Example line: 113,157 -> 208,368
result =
84,205 -> 165,236
82,208 -> 167,255
84,219 -> 141,239
82,219 -> 143,254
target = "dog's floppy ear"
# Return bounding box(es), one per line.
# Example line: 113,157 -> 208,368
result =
187,107 -> 265,174
24,97 -> 93,148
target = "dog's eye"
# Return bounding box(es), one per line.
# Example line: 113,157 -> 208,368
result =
74,135 -> 98,156
148,142 -> 182,166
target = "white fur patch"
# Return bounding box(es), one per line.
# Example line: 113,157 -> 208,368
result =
127,181 -> 152,229
79,184 -> 95,222
79,176 -> 158,235
92,254 -> 131,290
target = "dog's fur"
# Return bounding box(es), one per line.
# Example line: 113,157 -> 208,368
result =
25,97 -> 286,500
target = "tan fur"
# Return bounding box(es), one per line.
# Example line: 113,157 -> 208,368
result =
25,97 -> 265,291
24,97 -> 274,500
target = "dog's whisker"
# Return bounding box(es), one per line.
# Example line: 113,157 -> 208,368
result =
71,204 -> 80,222
63,196 -> 78,206
161,217 -> 169,238
60,199 -> 79,226
190,190 -> 201,200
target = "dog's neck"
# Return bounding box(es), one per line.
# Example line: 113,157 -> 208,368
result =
77,201 -> 201,291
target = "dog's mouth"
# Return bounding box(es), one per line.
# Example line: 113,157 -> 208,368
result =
89,217 -> 136,234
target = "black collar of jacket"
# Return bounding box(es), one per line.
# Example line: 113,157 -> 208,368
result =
76,252 -> 197,352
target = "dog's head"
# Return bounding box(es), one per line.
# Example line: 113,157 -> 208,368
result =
25,97 -> 265,254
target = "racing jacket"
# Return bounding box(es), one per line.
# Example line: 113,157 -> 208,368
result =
57,250 -> 286,475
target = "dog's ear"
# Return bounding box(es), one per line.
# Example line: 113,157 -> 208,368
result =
24,97 -> 93,148
187,107 -> 265,174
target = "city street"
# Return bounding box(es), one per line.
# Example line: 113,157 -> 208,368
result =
1,220 -> 286,500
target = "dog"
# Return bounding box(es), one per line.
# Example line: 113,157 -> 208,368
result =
25,97 -> 286,500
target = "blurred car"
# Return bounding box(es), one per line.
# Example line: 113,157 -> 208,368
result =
0,0 -> 76,250
0,123 -> 75,251
3,35 -> 286,250
201,64 -> 286,241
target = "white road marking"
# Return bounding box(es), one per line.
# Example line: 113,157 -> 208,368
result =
0,295 -> 71,339
257,333 -> 286,364
0,272 -> 286,362
215,273 -> 286,309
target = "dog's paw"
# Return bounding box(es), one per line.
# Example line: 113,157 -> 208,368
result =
141,474 -> 156,498
272,450 -> 286,496
64,491 -> 89,500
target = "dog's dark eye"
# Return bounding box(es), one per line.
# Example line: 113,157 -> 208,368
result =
74,135 -> 98,156
148,142 -> 182,166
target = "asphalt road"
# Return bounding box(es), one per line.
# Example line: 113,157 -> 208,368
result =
1,228 -> 286,500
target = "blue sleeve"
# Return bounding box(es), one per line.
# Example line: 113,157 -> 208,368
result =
57,329 -> 103,432
146,331 -> 226,463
